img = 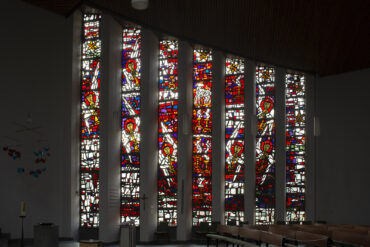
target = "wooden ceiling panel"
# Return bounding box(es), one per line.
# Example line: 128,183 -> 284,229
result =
23,0 -> 81,15
22,0 -> 370,76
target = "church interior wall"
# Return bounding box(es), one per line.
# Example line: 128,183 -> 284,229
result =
0,0 -> 73,239
315,68 -> 370,225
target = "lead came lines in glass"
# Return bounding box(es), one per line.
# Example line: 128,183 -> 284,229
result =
121,26 -> 142,226
285,73 -> 306,222
80,13 -> 102,228
192,49 -> 213,226
224,58 -> 246,226
255,65 -> 276,225
158,40 -> 179,226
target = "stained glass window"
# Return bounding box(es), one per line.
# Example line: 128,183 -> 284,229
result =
121,26 -> 141,226
255,65 -> 276,224
285,73 -> 306,222
80,13 -> 101,228
224,58 -> 245,226
192,49 -> 213,226
158,40 -> 179,226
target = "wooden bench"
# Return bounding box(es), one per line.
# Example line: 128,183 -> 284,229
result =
226,226 -> 261,247
239,227 -> 261,245
331,230 -> 370,247
206,225 -> 259,247
328,226 -> 369,235
207,224 -> 370,247
295,230 -> 329,247
268,225 -> 297,244
295,225 -> 331,237
226,237 -> 259,247
353,225 -> 370,232
223,226 -> 241,247
206,224 -> 233,247
260,231 -> 284,247
249,224 -> 269,231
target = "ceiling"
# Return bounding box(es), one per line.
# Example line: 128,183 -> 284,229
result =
23,0 -> 370,76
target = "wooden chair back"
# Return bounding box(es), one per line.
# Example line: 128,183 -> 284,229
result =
295,230 -> 328,247
239,227 -> 261,242
249,224 -> 269,231
353,225 -> 370,232
328,226 -> 368,236
216,224 -> 229,234
296,225 -> 331,236
268,225 -> 296,240
340,224 -> 356,229
331,230 -> 370,246
260,231 -> 284,246
310,224 -> 329,230
225,225 -> 239,236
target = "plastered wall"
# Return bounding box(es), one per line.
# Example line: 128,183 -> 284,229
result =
315,68 -> 370,224
0,0 -> 72,238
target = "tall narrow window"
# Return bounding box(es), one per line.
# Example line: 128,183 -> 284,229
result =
80,13 -> 101,228
225,58 -> 245,226
121,26 -> 141,226
255,65 -> 276,224
192,49 -> 213,226
158,40 -> 179,226
285,73 -> 306,222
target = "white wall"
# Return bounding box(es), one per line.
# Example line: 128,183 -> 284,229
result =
316,68 -> 370,224
0,0 -> 72,238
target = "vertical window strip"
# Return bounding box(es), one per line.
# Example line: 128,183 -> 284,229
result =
80,13 -> 102,228
285,73 -> 306,222
255,65 -> 276,224
158,40 -> 179,226
121,26 -> 142,226
224,58 -> 246,226
192,49 -> 213,226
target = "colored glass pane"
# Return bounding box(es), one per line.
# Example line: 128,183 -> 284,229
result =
225,58 -> 245,226
158,40 -> 179,226
255,65 -> 276,224
286,73 -> 306,222
80,13 -> 101,228
192,49 -> 213,226
121,26 -> 141,226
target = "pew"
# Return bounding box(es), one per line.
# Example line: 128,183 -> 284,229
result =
268,225 -> 297,243
249,224 -> 269,231
331,230 -> 370,247
328,226 -> 369,236
206,224 -> 230,247
260,231 -> 284,247
206,225 -> 259,247
239,227 -> 261,245
295,230 -> 329,247
295,225 -> 331,237
206,223 -> 370,247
